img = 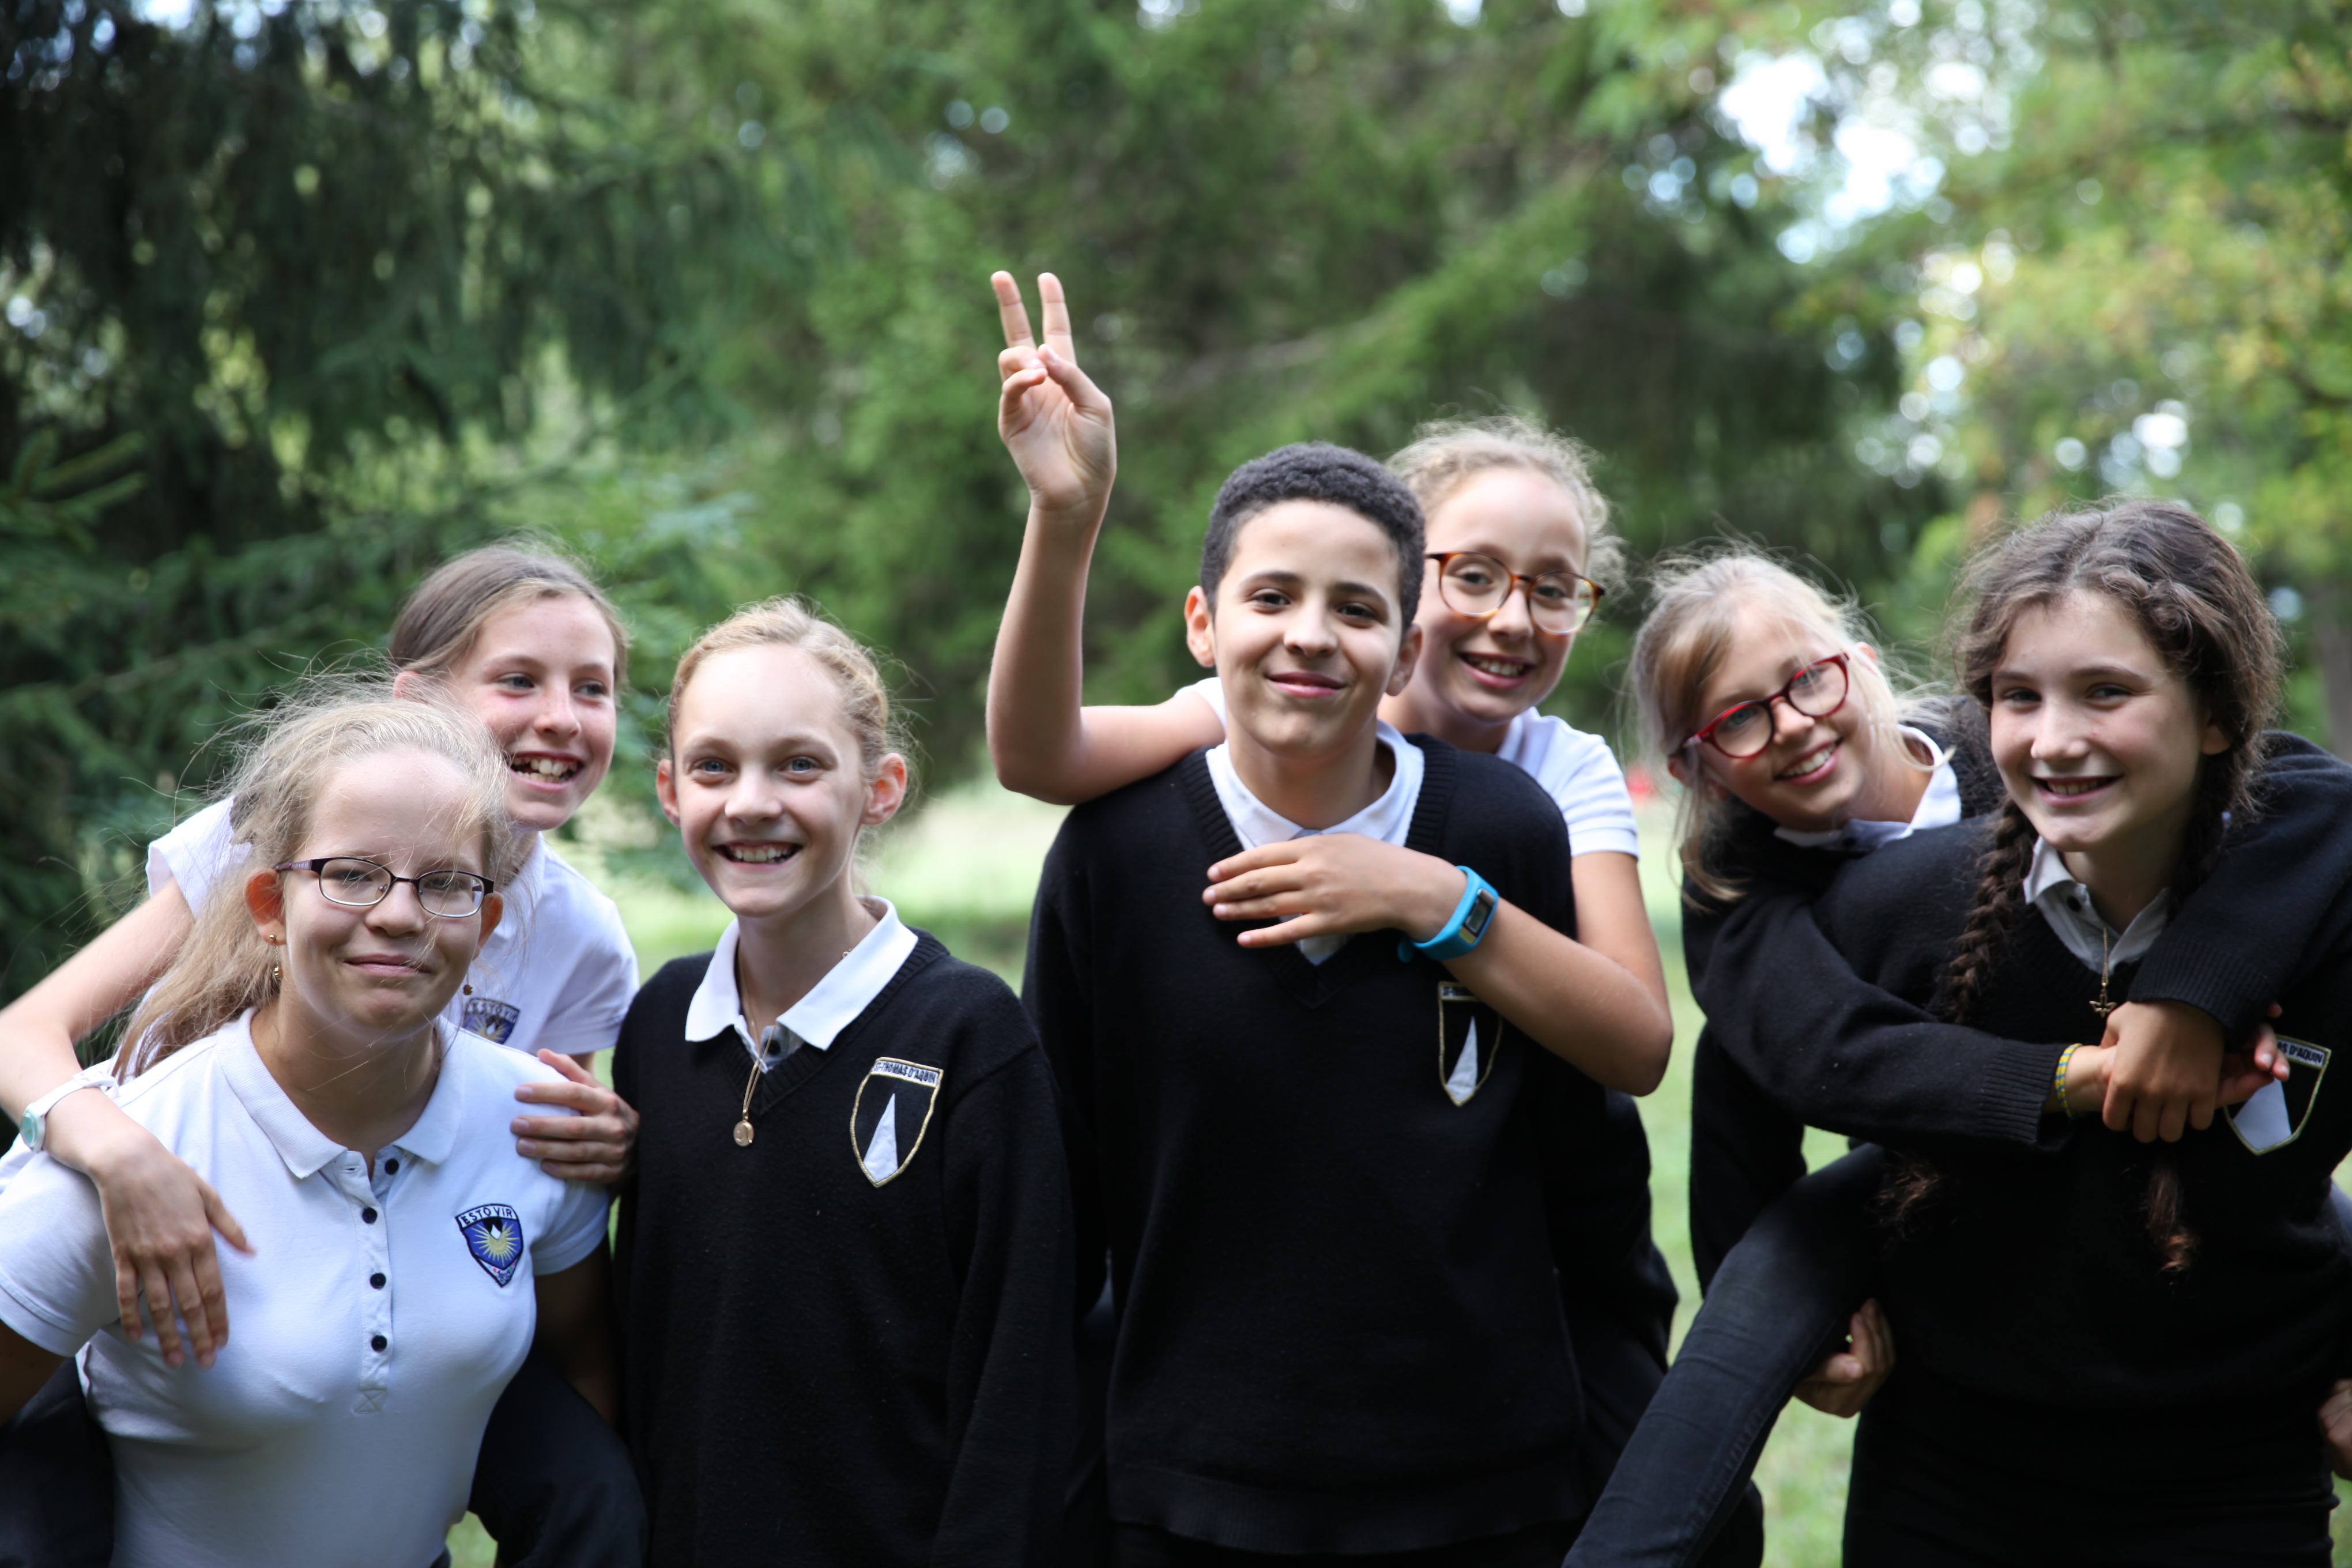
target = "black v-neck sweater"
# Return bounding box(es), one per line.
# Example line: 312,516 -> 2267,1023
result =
1814,819 -> 2352,1413
1683,723 -> 2352,1285
611,933 -> 1075,1568
1024,738 -> 1616,1555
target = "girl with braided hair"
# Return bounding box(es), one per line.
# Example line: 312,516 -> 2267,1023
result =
1566,534 -> 2352,1567
1634,504 -> 2352,1565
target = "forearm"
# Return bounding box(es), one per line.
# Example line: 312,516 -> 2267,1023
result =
987,499 -> 1109,804
1448,905 -> 1671,1092
0,884 -> 189,1119
534,1250 -> 621,1426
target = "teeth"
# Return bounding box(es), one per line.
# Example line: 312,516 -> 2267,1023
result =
511,757 -> 578,781
721,845 -> 795,864
2041,778 -> 2106,797
1782,745 -> 1835,777
1465,656 -> 1529,677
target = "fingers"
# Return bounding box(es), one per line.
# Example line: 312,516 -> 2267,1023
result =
516,1076 -> 614,1117
536,1048 -> 599,1086
1234,913 -> 1336,949
2101,1084 -> 2132,1134
166,1252 -> 221,1367
114,1250 -> 144,1345
2131,1094 -> 2162,1144
1038,272 -> 1076,361
201,1182 -> 254,1256
137,1254 -> 184,1367
991,270 -> 1034,349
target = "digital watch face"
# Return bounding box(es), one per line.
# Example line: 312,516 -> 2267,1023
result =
1461,889 -> 1497,943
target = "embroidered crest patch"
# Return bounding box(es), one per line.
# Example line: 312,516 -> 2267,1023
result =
2227,1035 -> 2331,1155
456,1204 -> 526,1287
849,1058 -> 943,1187
460,996 -> 521,1045
1437,982 -> 1502,1106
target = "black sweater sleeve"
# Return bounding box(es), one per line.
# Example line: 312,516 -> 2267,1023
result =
933,1028 -> 1078,1568
2129,733 -> 2352,1038
1691,820 -> 2063,1149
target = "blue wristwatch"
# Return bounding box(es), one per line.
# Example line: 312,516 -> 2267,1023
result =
1398,867 -> 1500,963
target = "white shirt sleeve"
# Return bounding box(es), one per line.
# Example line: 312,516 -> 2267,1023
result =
1181,675 -> 1226,723
146,797 -> 245,911
533,1177 -> 613,1277
1504,715 -> 1642,860
519,856 -> 640,1060
0,1156 -> 116,1356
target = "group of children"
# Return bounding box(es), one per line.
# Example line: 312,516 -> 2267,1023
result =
0,267 -> 2349,1567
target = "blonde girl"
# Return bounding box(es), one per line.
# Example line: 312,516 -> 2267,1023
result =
0,686 -> 617,1568
612,598 -> 1072,1564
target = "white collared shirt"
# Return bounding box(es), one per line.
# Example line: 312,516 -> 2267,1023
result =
1774,726 -> 1963,853
148,798 -> 639,1060
1205,721 -> 1425,964
683,898 -> 921,1068
2023,837 -> 2175,971
0,1016 -> 609,1568
1185,674 -> 1639,859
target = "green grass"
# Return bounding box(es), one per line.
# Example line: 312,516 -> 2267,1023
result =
451,780 -> 2352,1564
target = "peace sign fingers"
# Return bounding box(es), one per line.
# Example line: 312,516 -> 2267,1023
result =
992,270 -> 1036,353
1036,272 -> 1077,363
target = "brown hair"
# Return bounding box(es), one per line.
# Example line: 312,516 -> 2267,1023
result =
390,543 -> 630,689
1631,546 -> 1921,903
666,597 -> 909,784
119,683 -> 518,1079
1921,499 -> 2282,1271
1389,413 -> 1626,593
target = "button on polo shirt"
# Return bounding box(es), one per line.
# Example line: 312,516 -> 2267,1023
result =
0,1015 -> 609,1568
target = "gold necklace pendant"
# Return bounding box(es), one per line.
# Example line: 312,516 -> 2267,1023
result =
2091,926 -> 2117,1018
733,1117 -> 755,1148
734,1048 -> 763,1148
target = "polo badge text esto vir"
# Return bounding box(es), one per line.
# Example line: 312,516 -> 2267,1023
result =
457,1204 -> 526,1287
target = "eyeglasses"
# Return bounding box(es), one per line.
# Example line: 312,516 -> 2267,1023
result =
273,857 -> 497,918
1427,552 -> 1604,636
1684,652 -> 1852,760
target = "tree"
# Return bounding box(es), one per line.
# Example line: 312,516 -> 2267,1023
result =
0,0 -> 796,992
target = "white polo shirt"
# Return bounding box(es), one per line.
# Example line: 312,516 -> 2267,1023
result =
1183,675 -> 1641,859
149,797 -> 639,1059
0,1016 -> 610,1568
683,898 -> 921,1068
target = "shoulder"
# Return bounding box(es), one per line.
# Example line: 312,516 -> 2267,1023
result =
622,953 -> 715,1032
1821,817 -> 1988,936
1050,756 -> 1205,875
1418,740 -> 1573,893
516,842 -> 632,944
443,1028 -> 569,1094
876,936 -> 1038,1063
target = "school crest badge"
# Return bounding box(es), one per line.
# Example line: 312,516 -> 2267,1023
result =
457,1204 -> 526,1287
461,995 -> 521,1045
1437,982 -> 1502,1106
850,1058 -> 943,1187
2227,1036 -> 2331,1155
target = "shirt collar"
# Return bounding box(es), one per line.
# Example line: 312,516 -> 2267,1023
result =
217,1011 -> 462,1179
1204,721 -> 1424,854
1775,726 -> 1961,852
682,900 -> 920,1067
2024,836 -> 2174,971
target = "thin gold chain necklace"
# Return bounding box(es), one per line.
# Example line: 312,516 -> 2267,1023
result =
2092,924 -> 2117,1018
731,946 -> 853,1148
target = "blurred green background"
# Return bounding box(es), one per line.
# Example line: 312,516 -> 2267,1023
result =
10,0 -> 2352,1559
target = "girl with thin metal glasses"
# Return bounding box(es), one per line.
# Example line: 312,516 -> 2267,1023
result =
0,687 -> 619,1568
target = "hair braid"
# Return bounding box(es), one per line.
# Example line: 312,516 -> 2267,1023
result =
1937,801 -> 2039,1027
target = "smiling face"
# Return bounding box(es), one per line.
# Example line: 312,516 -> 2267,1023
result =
1407,466 -> 1588,736
252,748 -> 498,1045
1671,597 -> 1878,834
1185,500 -> 1420,765
1988,590 -> 2227,874
657,643 -> 906,926
435,593 -> 620,834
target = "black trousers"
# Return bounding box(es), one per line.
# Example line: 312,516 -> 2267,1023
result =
0,1347 -> 643,1568
1109,1521 -> 1581,1568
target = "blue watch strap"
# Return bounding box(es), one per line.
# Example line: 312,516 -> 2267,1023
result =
1398,867 -> 1500,963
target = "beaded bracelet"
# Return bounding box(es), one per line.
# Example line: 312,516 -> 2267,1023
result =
2052,1043 -> 2082,1117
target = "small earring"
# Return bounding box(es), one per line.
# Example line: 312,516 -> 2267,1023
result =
272,961 -> 282,985
463,982 -> 474,996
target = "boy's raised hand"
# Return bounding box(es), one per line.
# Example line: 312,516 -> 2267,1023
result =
993,271 -> 1115,521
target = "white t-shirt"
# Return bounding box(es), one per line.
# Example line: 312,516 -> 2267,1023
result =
149,798 -> 639,1059
1205,720 -> 1426,964
1183,676 -> 1640,860
0,1016 -> 609,1568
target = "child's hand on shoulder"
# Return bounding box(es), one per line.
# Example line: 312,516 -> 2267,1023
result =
992,270 -> 1115,523
1205,837 -> 1466,949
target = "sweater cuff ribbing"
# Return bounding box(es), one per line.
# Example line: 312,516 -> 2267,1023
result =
1979,1039 -> 2068,1148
